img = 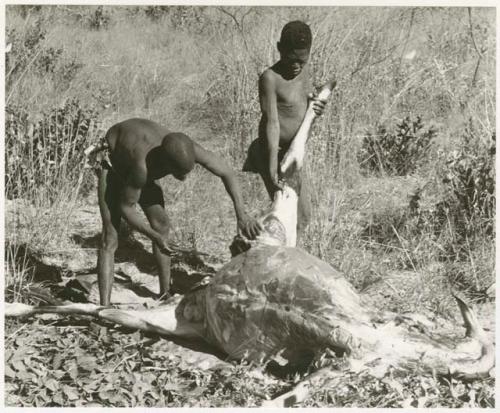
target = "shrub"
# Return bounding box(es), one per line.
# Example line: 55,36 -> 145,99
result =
441,132 -> 495,235
56,58 -> 84,85
144,6 -> 171,21
88,6 -> 110,30
354,118 -> 494,285
35,47 -> 63,74
359,116 -> 438,176
5,100 -> 100,203
406,122 -> 495,255
6,21 -> 79,88
14,5 -> 43,19
6,21 -> 46,84
144,5 -> 206,31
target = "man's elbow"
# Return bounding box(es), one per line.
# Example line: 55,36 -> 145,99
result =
220,168 -> 237,183
119,201 -> 135,215
216,164 -> 239,187
265,121 -> 280,141
266,135 -> 280,152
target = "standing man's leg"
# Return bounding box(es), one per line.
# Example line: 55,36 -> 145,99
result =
244,138 -> 279,202
261,171 -> 279,201
139,182 -> 172,298
97,168 -> 122,306
297,170 -> 312,239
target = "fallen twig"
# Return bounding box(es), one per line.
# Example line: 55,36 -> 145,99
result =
112,351 -> 139,372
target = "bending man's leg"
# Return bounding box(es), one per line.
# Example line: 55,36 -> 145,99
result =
97,169 -> 122,306
139,182 -> 172,298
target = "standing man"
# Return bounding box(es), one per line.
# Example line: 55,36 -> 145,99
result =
243,21 -> 328,237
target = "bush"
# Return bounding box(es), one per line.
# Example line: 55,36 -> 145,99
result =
5,100 -> 100,203
359,116 -> 437,176
6,20 -> 82,89
144,6 -> 171,21
441,132 -> 495,235
35,47 -> 63,74
88,6 -> 110,30
407,122 -> 494,252
144,5 -> 206,31
6,20 -> 46,85
354,119 -> 494,287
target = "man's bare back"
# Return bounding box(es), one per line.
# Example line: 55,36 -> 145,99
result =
106,118 -> 172,180
106,118 -> 195,183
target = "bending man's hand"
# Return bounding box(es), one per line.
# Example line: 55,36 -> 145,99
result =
155,237 -> 174,255
238,214 -> 263,240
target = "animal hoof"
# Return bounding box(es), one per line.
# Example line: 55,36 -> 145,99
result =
189,276 -> 212,292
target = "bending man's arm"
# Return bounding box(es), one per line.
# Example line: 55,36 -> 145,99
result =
193,143 -> 262,239
119,169 -> 172,253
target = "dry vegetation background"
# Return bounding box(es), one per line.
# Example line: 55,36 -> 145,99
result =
4,5 -> 496,408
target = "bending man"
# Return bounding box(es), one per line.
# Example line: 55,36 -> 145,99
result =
92,118 -> 262,305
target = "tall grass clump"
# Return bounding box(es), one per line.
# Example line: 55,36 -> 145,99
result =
404,119 -> 495,297
5,101 -> 100,204
358,116 -> 438,176
4,243 -> 34,303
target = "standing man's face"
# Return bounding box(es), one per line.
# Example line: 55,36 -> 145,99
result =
278,45 -> 310,77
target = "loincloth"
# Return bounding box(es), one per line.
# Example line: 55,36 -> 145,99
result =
242,138 -> 290,176
84,137 -> 112,172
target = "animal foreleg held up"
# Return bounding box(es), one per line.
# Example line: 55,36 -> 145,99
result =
280,79 -> 336,175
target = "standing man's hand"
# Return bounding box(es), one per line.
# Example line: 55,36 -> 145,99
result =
238,214 -> 263,240
270,171 -> 284,192
309,92 -> 327,116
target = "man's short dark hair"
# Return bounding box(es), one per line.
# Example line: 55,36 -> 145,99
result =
162,132 -> 195,174
279,21 -> 312,50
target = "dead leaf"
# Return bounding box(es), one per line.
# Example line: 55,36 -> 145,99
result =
382,377 -> 404,397
16,369 -> 34,381
417,396 -> 429,408
52,353 -> 63,370
53,392 -> 64,405
62,384 -> 79,400
4,364 -> 17,379
76,355 -> 96,372
44,378 -> 59,392
163,382 -> 185,392
11,359 -> 26,373
401,397 -> 414,408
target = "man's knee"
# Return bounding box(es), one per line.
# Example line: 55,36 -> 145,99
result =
149,214 -> 170,236
101,231 -> 119,253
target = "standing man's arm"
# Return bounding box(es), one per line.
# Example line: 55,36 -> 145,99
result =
193,143 -> 262,239
259,71 -> 283,191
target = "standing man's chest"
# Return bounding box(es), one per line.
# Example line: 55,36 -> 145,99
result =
275,71 -> 310,108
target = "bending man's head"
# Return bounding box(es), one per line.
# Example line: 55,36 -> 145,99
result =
162,132 -> 196,180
